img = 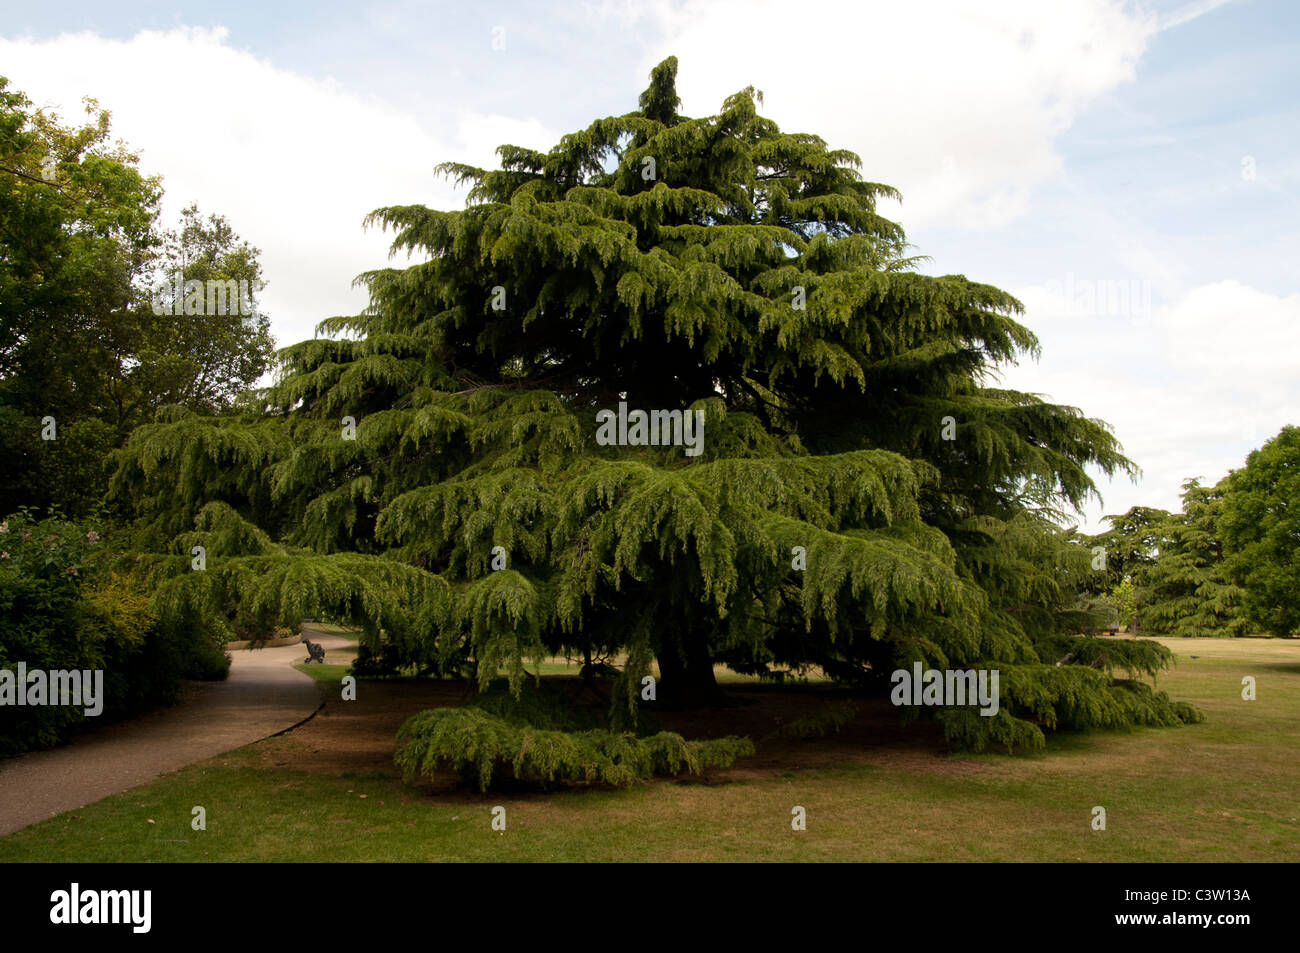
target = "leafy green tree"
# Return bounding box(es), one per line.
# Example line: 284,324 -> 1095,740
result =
0,79 -> 161,516
128,203 -> 273,416
1085,506 -> 1172,591
1220,425 -> 1300,636
0,510 -> 230,756
0,77 -> 273,517
1137,479 -> 1249,638
1111,577 -> 1137,629
109,58 -> 1198,754
1078,505 -> 1173,632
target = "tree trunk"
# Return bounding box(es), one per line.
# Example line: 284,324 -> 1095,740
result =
655,624 -> 725,708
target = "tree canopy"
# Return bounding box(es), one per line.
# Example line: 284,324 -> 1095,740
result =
1221,425 -> 1300,637
109,57 -> 1200,753
1086,424 -> 1300,641
0,77 -> 272,518
1129,479 -> 1250,639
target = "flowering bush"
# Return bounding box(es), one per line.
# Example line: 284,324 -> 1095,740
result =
0,510 -> 230,756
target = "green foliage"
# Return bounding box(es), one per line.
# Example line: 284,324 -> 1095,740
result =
0,78 -> 159,517
1136,479 -> 1249,638
0,510 -> 229,755
1083,506 -> 1171,594
395,682 -> 754,791
0,77 -> 273,519
139,203 -> 274,414
1110,577 -> 1137,627
772,700 -> 858,739
936,660 -> 1201,754
469,679 -> 609,731
0,515 -> 107,746
1096,428 -> 1300,639
1220,425 -> 1300,636
1036,632 -> 1173,678
106,58 -> 1195,752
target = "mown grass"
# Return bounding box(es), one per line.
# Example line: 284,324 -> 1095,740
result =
292,662 -> 350,685
301,623 -> 361,640
2,637 -> 1295,861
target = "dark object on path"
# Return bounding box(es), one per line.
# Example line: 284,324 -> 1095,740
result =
302,637 -> 326,664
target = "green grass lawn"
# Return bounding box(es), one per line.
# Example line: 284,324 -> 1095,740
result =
2,637 -> 1296,861
302,623 -> 361,640
292,662 -> 351,685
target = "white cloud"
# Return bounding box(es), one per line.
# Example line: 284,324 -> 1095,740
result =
0,7 -> 1163,350
0,27 -> 559,349
633,0 -> 1158,229
4,12 -> 1292,539
1003,279 -> 1300,528
1157,280 -> 1300,381
1158,0 -> 1241,31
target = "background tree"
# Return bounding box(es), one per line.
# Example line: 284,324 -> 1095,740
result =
1081,505 -> 1172,632
1220,424 -> 1300,637
1085,505 -> 1171,591
0,79 -> 159,518
1136,478 -> 1249,638
128,203 -> 272,416
110,57 -> 1199,752
0,508 -> 230,756
0,77 -> 272,518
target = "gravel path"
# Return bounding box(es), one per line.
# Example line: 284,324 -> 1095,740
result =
0,629 -> 351,836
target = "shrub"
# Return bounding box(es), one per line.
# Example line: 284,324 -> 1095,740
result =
395,681 -> 754,791
0,511 -> 230,756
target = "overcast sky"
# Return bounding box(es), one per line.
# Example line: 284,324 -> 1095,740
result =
2,0 -> 1296,531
